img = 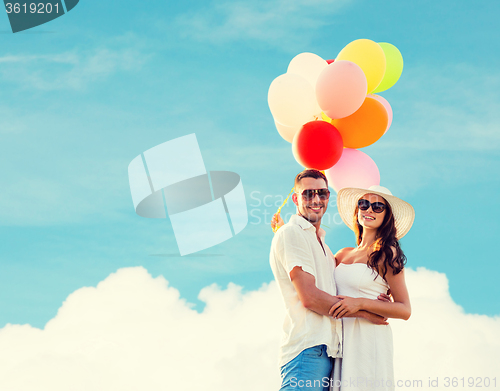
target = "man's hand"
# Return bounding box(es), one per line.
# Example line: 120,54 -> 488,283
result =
358,311 -> 389,325
377,292 -> 392,302
328,295 -> 389,325
329,296 -> 362,318
271,212 -> 285,233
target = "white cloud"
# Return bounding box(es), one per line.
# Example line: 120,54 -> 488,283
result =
171,0 -> 351,49
0,267 -> 498,391
0,47 -> 147,91
0,267 -> 284,391
392,268 -> 500,386
0,53 -> 79,64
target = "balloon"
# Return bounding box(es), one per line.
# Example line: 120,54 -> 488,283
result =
368,94 -> 393,133
325,148 -> 380,192
268,73 -> 321,127
321,112 -> 332,123
336,39 -> 386,93
331,96 -> 388,148
315,60 -> 367,119
287,52 -> 328,91
292,121 -> 344,170
274,120 -> 300,143
373,43 -> 403,93
326,59 -> 335,64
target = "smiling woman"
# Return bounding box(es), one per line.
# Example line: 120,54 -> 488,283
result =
329,185 -> 415,391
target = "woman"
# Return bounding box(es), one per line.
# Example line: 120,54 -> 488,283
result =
329,185 -> 414,391
272,185 -> 415,391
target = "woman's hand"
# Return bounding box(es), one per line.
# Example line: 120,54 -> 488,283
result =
271,212 -> 285,232
329,296 -> 363,318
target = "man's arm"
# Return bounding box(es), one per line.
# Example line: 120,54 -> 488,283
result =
290,266 -> 388,325
289,266 -> 340,316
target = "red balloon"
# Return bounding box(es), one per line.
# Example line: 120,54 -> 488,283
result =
292,121 -> 344,170
326,59 -> 335,64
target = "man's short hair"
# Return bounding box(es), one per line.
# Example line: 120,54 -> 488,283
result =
294,169 -> 328,190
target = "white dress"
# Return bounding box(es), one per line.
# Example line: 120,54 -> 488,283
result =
331,263 -> 394,391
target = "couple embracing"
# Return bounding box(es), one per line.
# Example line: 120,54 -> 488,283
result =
269,169 -> 415,391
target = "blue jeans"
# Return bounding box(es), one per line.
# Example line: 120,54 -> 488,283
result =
279,345 -> 333,390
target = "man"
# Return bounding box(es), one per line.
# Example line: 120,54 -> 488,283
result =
269,169 -> 387,391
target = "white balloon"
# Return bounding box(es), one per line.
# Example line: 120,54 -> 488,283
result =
287,52 -> 328,92
268,73 -> 321,127
274,121 -> 300,143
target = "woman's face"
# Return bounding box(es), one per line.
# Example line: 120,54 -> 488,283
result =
357,193 -> 387,231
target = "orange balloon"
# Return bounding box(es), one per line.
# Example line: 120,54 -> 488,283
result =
331,97 -> 388,148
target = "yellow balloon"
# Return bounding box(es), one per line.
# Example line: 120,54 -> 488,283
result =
336,39 -> 386,94
372,43 -> 404,93
321,112 -> 332,123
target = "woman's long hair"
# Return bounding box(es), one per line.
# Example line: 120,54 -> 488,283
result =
353,199 -> 406,280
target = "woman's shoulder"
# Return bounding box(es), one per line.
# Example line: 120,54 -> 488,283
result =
335,247 -> 355,256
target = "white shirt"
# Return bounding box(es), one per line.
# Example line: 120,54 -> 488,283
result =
269,214 -> 342,367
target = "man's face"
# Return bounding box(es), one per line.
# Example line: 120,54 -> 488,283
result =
292,177 -> 329,224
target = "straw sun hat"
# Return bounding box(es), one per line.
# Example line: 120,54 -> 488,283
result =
337,185 -> 415,239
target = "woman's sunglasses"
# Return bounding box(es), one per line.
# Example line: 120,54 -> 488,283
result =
358,199 -> 386,213
297,189 -> 330,201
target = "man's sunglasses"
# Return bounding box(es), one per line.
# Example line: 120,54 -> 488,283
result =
296,189 -> 330,201
357,199 -> 386,213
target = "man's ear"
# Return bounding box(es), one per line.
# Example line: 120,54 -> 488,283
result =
292,193 -> 298,206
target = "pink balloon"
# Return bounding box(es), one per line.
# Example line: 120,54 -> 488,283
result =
369,94 -> 393,133
315,60 -> 367,119
325,148 -> 380,192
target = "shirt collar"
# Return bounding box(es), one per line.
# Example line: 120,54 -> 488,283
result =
289,214 -> 326,240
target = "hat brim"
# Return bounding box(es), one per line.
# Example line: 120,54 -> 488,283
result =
337,187 -> 415,239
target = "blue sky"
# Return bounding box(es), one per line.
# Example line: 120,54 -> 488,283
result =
0,0 -> 499,331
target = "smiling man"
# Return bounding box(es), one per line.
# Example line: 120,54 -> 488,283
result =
269,169 -> 386,391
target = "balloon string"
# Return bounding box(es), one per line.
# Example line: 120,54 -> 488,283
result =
272,187 -> 295,233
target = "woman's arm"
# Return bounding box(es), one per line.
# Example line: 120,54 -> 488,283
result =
329,267 -> 411,320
